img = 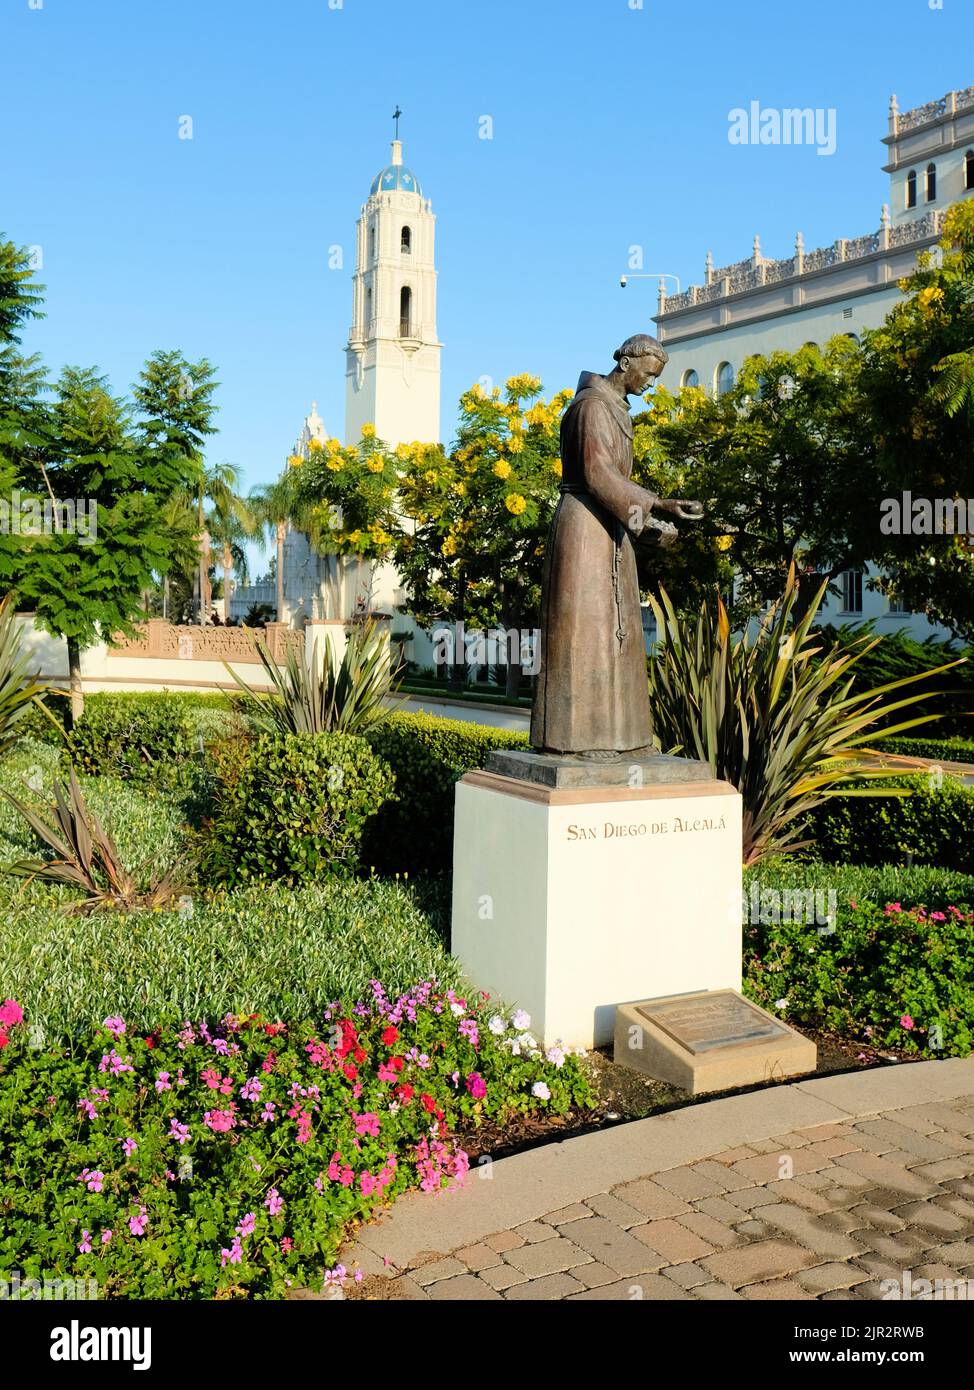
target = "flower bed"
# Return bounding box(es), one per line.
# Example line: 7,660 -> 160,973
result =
0,986 -> 591,1299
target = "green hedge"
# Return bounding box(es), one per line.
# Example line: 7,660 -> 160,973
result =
873,734 -> 974,764
744,858 -> 974,914
808,775 -> 974,874
364,711 -> 528,875
196,730 -> 396,886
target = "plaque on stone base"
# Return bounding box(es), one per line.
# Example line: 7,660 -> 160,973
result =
614,989 -> 816,1094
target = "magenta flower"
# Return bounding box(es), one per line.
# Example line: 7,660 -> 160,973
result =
236,1212 -> 257,1239
221,1237 -> 243,1267
121,1138 -> 138,1157
352,1111 -> 380,1138
78,1230 -> 92,1254
280,1237 -> 293,1254
0,999 -> 24,1028
155,1071 -> 172,1093
103,1016 -> 126,1038
265,1188 -> 284,1217
129,1206 -> 148,1237
101,1229 -> 113,1245
900,1014 -> 915,1030
466,1072 -> 487,1100
240,1076 -> 263,1102
77,1168 -> 104,1192
203,1107 -> 237,1133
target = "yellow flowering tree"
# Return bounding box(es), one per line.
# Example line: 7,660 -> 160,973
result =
395,375 -> 568,693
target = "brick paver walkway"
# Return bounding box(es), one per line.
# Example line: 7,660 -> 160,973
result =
343,1061 -> 974,1300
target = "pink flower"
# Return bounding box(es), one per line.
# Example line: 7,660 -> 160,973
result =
204,1107 -> 237,1133
78,1230 -> 92,1254
900,1014 -> 915,1031
236,1212 -> 257,1239
169,1119 -> 191,1145
466,1072 -> 487,1101
77,1168 -> 104,1192
240,1076 -> 263,1102
221,1237 -> 243,1266
360,1172 -> 376,1197
101,1229 -> 112,1245
121,1137 -> 138,1157
280,1236 -> 293,1254
129,1206 -> 148,1237
103,1015 -> 126,1038
201,1067 -> 222,1089
265,1188 -> 284,1217
352,1112 -> 380,1138
155,1071 -> 172,1093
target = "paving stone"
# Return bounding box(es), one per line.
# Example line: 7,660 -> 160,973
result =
893,1199 -> 970,1234
478,1262 -> 529,1290
796,1261 -> 871,1294
572,1261 -> 618,1289
427,1274 -> 502,1300
690,1160 -> 753,1192
742,1279 -> 815,1300
696,1195 -> 757,1225
454,1243 -> 502,1271
816,1209 -> 864,1234
931,1192 -> 974,1223
504,1236 -> 591,1277
723,1186 -> 779,1212
567,1273 -> 691,1301
711,1145 -> 758,1164
700,1239 -> 819,1288
586,1191 -> 651,1228
848,1201 -> 907,1232
855,1118 -> 958,1160
662,1261 -> 711,1289
513,1220 -> 557,1244
889,1107 -> 949,1136
678,1210 -> 746,1249
756,1202 -> 867,1259
834,1152 -> 939,1197
805,1138 -> 861,1160
911,1261 -> 974,1287
851,1228 -> 934,1261
768,1131 -> 813,1149
561,1216 -> 666,1277
730,1148 -> 830,1183
612,1177 -> 692,1220
654,1166 -> 728,1200
630,1218 -> 715,1263
850,1253 -> 908,1282
765,1179 -> 836,1214
943,1177 -> 974,1199
792,1170 -> 836,1191
506,1272 -> 588,1300
822,1288 -> 860,1300
903,1103 -> 974,1136
925,1240 -> 974,1265
413,1258 -> 467,1286
384,1275 -> 431,1301
484,1230 -> 524,1253
545,1203 -> 593,1226
691,1280 -> 744,1300
734,1219 -> 773,1238
910,1158 -> 974,1182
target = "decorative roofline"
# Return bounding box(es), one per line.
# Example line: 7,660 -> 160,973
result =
657,208 -> 944,316
888,85 -> 974,137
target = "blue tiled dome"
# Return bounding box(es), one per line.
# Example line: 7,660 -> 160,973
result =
370,164 -> 422,196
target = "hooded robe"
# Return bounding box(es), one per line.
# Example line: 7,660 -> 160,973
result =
530,371 -> 663,754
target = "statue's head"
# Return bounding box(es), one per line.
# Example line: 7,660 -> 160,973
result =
612,333 -> 668,396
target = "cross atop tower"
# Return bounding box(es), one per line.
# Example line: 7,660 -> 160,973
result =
392,105 -> 402,138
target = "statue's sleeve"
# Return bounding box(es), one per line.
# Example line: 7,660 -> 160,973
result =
580,399 -> 660,534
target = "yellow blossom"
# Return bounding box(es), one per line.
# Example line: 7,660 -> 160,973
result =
505,493 -> 526,515
307,438 -> 323,454
441,535 -> 458,557
366,456 -> 385,474
550,457 -> 562,476
361,423 -> 376,439
716,535 -> 733,552
326,458 -> 343,472
507,435 -> 524,454
348,529 -> 361,544
452,482 -> 466,496
287,453 -> 303,469
493,460 -> 512,479
424,470 -> 438,485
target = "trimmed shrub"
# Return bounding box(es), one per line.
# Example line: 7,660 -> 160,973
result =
808,774 -> 974,873
874,734 -> 974,764
21,690 -> 235,752
364,711 -> 528,875
196,731 -> 396,886
744,858 -> 974,914
64,694 -> 199,789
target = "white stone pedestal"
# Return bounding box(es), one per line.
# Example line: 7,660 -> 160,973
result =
451,770 -> 743,1049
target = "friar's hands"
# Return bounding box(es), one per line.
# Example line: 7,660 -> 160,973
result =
654,497 -> 705,522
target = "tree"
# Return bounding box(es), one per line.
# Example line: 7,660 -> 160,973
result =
132,351 -> 219,621
857,200 -> 974,637
632,339 -> 870,622
0,237 -> 48,593
250,468 -> 310,623
206,478 -> 257,619
11,366 -> 199,720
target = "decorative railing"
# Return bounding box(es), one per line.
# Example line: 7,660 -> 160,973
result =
661,209 -> 944,314
896,85 -> 974,133
108,619 -> 303,664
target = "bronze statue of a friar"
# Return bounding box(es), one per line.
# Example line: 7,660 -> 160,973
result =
531,334 -> 703,758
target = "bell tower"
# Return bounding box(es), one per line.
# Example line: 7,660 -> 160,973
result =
345,120 -> 441,446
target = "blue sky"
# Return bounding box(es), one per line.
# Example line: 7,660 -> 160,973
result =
2,0 -> 969,538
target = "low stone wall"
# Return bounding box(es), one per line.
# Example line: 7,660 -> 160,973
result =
108,619 -> 302,665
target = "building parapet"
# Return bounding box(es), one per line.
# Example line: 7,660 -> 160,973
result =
890,85 -> 974,136
658,209 -> 943,316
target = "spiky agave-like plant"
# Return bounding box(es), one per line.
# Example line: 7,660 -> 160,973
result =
1,767 -> 180,912
225,619 -> 401,736
647,564 -> 965,865
0,592 -> 46,759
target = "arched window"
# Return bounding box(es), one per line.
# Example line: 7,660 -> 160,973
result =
364,286 -> 372,333
681,369 -> 699,388
715,362 -> 734,397
399,286 -> 412,338
906,169 -> 917,209
369,224 -> 376,261
967,150 -> 974,191
925,163 -> 937,202
400,225 -> 412,255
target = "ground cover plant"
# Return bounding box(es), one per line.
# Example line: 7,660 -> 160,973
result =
0,988 -> 591,1299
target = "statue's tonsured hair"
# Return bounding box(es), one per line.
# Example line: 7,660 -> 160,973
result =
613,333 -> 669,365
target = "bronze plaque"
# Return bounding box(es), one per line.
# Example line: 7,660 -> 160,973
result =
638,992 -> 787,1055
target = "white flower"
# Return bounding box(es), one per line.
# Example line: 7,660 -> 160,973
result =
545,1045 -> 565,1069
532,1081 -> 551,1101
450,1002 -> 465,1017
517,1032 -> 537,1050
488,1015 -> 507,1035
774,998 -> 789,1011
512,1009 -> 531,1030
501,1037 -> 521,1056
